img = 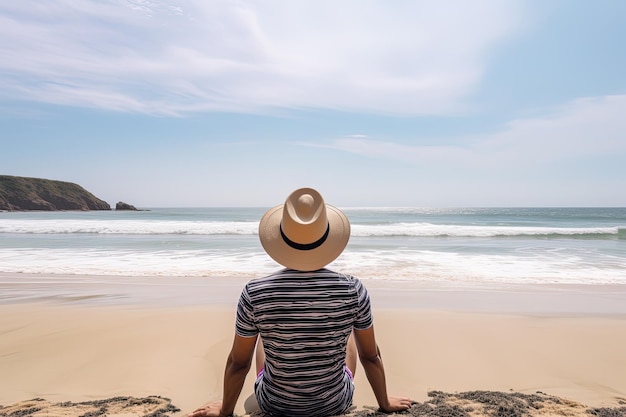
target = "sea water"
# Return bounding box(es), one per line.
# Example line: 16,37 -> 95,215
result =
0,207 -> 625,285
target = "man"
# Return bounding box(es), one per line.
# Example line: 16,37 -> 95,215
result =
190,188 -> 411,417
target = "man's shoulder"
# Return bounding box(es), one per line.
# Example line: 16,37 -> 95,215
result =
244,269 -> 292,290
246,268 -> 361,286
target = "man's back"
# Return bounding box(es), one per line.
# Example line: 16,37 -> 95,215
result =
236,268 -> 372,416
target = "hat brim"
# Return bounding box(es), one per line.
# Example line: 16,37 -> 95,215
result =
259,204 -> 350,271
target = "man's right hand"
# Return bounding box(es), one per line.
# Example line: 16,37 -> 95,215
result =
188,400 -> 223,417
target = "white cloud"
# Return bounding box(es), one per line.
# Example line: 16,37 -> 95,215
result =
315,137 -> 472,164
482,95 -> 626,159
316,94 -> 626,167
0,0 -> 525,115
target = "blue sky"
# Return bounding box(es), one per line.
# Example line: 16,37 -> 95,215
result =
1,0 -> 625,207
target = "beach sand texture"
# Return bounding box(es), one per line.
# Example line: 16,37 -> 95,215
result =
1,276 -> 626,416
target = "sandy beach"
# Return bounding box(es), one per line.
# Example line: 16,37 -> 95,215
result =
1,273 -> 626,416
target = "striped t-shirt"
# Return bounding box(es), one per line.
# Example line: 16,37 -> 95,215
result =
235,268 -> 373,417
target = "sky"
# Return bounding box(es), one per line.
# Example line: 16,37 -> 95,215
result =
1,0 -> 625,208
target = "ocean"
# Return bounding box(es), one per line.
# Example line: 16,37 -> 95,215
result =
1,207 -> 625,286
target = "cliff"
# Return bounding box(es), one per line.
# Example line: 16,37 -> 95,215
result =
0,175 -> 111,211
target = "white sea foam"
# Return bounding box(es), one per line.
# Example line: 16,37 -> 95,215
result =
0,219 -> 619,238
0,248 -> 275,277
1,246 -> 625,285
332,249 -> 626,285
351,223 -> 620,238
0,219 -> 259,235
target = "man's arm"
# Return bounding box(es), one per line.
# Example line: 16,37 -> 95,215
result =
220,333 -> 258,416
189,334 -> 258,417
353,326 -> 411,413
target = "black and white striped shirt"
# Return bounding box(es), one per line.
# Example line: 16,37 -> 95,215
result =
236,268 -> 373,417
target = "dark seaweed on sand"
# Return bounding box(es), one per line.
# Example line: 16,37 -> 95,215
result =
2,392 -> 626,417
588,407 -> 626,417
0,396 -> 179,417
347,390 -> 626,417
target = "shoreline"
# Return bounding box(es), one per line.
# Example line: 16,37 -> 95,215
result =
1,273 -> 626,415
2,271 -> 626,315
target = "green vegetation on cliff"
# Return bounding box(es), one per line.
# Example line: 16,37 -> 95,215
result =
0,175 -> 111,211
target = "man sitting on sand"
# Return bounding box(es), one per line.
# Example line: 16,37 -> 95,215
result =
190,188 -> 411,417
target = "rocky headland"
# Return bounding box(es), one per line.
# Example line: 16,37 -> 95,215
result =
0,175 -> 111,211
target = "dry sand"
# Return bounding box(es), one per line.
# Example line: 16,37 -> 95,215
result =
1,274 -> 626,416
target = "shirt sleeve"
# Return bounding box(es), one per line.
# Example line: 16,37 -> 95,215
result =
235,285 -> 258,337
353,278 -> 373,330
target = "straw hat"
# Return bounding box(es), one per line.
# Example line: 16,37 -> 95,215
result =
259,187 -> 350,271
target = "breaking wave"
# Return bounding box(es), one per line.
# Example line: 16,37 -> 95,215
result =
1,219 -> 622,239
